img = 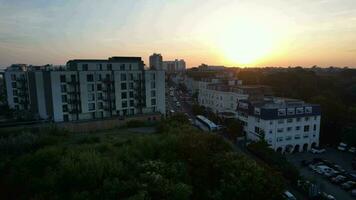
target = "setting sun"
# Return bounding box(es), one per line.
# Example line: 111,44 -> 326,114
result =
215,17 -> 277,66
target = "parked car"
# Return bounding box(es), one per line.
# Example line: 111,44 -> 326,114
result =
349,147 -> 356,153
311,147 -> 326,154
320,192 -> 336,200
282,191 -> 296,200
351,189 -> 356,197
338,142 -> 348,151
331,175 -> 347,184
341,181 -> 356,190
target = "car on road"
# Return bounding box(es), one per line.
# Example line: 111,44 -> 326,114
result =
311,147 -> 326,154
351,189 -> 356,197
320,192 -> 336,200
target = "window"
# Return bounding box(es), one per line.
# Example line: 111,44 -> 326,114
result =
151,73 -> 156,80
121,83 -> 127,90
255,127 -> 261,134
121,73 -> 126,81
277,128 -> 284,133
12,82 -> 17,88
87,74 -> 94,82
121,92 -> 127,99
303,134 -> 309,138
129,73 -> 133,80
61,85 -> 67,92
87,84 -> 94,92
98,102 -> 103,109
129,82 -> 134,89
96,74 -> 102,81
63,114 -> 69,122
129,91 -> 134,98
305,117 -> 309,121
130,100 -> 134,107
88,103 -> 95,111
97,84 -> 102,91
304,125 -> 310,132
296,126 -> 300,131
120,64 -> 125,70
287,127 -> 292,132
305,107 -> 312,114
286,136 -> 292,141
277,137 -> 283,142
13,97 -> 18,103
278,109 -> 286,116
62,95 -> 67,103
71,75 -> 76,82
151,98 -> 156,105
82,64 -> 88,71
60,75 -> 66,82
88,93 -> 95,101
151,81 -> 156,89
151,90 -> 156,97
130,108 -> 134,115
269,130 -> 273,134
287,118 -> 293,123
97,93 -> 103,100
11,74 -> 16,81
287,108 -> 295,115
107,64 -> 112,70
296,117 -> 301,122
13,90 -> 18,96
62,105 -> 68,112
270,121 -> 273,125
278,119 -> 284,124
98,64 -> 102,70
254,108 -> 261,115
122,101 -> 127,108
295,135 -> 301,139
313,124 -> 317,131
296,107 -> 304,114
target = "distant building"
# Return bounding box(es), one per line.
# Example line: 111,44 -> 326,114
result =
4,57 -> 165,122
198,64 -> 225,71
163,59 -> 186,73
237,97 -> 321,153
149,53 -> 163,70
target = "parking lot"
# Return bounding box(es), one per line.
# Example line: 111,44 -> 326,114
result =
287,148 -> 356,200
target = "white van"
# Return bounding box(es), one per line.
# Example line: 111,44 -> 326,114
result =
283,191 -> 296,200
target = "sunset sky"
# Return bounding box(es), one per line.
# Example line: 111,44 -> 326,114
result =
0,0 -> 356,68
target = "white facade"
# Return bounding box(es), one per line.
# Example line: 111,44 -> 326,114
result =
4,57 -> 166,122
162,59 -> 186,73
237,98 -> 321,153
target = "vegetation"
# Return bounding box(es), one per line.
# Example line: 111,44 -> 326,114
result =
237,68 -> 356,145
1,119 -> 285,200
247,141 -> 300,183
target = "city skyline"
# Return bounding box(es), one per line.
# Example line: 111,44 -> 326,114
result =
1,0 -> 356,68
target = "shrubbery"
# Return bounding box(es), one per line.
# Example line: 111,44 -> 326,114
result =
247,141 -> 299,183
1,122 -> 285,200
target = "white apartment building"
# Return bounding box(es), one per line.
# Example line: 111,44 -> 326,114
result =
149,53 -> 163,70
237,97 -> 321,153
198,79 -> 248,118
163,59 -> 186,73
4,57 -> 165,122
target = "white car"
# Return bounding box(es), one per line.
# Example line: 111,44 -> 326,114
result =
282,191 -> 296,200
349,147 -> 356,153
338,142 -> 348,151
311,147 -> 326,154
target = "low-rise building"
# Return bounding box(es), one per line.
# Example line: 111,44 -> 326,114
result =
237,97 -> 321,153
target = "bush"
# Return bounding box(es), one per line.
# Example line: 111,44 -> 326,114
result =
247,141 -> 299,183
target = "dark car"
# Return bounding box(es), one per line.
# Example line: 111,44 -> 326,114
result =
341,181 -> 356,190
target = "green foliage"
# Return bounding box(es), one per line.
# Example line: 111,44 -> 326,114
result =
225,119 -> 244,142
247,141 -> 299,183
1,121 -> 285,200
191,104 -> 205,116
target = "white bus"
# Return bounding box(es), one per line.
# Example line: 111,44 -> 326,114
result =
195,115 -> 218,132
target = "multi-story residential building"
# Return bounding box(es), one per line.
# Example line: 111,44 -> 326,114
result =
237,97 -> 321,153
4,57 -> 165,122
149,53 -> 163,70
163,59 -> 186,73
